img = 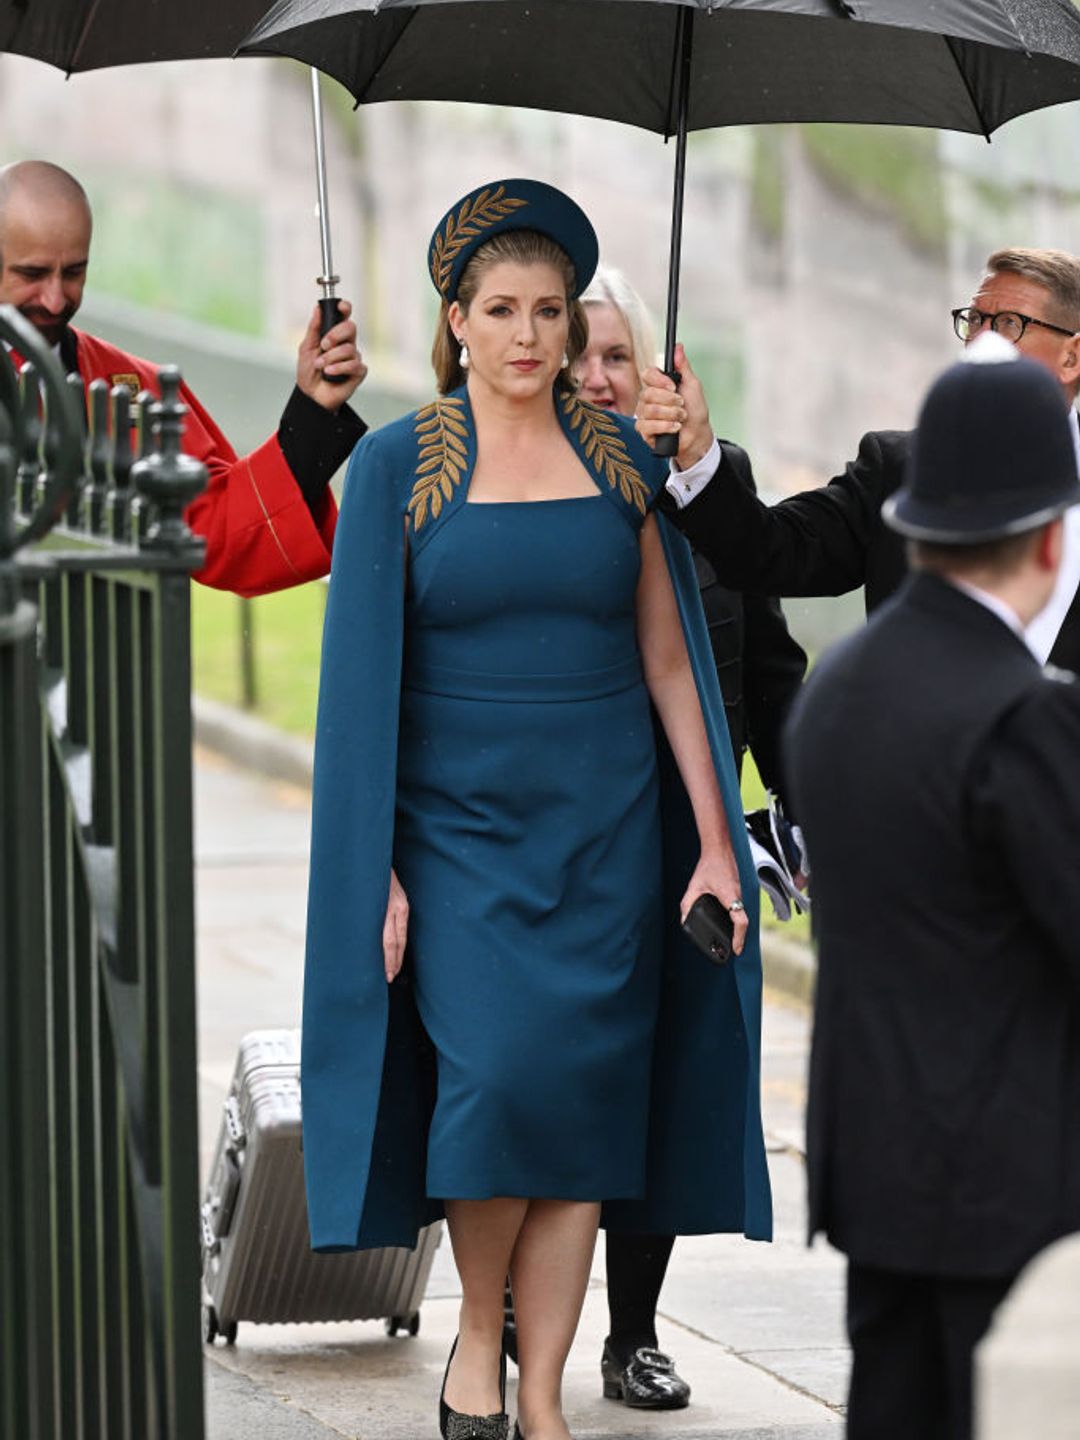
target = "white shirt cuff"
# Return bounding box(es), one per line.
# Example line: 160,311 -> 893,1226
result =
665,438 -> 721,509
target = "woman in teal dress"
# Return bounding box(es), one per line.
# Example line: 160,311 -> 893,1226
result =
302,180 -> 771,1440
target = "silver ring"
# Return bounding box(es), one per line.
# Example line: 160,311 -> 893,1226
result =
728,900 -> 746,913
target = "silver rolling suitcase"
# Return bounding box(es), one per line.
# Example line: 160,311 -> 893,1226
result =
200,1028 -> 442,1345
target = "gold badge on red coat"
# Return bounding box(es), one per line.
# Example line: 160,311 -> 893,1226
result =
109,372 -> 142,398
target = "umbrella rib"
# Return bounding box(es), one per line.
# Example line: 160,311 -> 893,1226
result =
944,35 -> 992,140
67,0 -> 104,73
662,5 -> 684,139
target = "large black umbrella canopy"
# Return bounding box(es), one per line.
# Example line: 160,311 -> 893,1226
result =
241,0 -> 1080,137
0,0 -> 274,68
241,0 -> 1080,448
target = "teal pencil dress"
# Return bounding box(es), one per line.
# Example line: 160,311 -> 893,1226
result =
301,386 -> 772,1252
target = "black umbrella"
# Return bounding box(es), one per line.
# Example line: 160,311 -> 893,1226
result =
0,0 -> 348,338
0,0 -> 272,70
240,0 -> 1080,452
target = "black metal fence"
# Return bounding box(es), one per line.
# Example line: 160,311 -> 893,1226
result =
0,306 -> 207,1440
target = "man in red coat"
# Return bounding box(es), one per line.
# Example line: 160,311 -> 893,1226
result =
0,159 -> 368,596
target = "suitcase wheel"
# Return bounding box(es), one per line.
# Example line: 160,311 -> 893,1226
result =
385,1312 -> 421,1338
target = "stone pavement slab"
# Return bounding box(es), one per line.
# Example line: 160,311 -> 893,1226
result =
195,750 -> 849,1438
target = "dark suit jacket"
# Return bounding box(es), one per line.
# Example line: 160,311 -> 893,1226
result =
692,450 -> 807,807
668,433 -> 1080,671
695,553 -> 806,807
785,574 -> 1080,1279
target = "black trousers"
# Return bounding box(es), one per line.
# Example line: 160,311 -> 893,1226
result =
846,1262 -> 1015,1440
605,1232 -> 675,1354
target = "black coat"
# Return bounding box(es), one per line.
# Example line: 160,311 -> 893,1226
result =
784,574 -> 1080,1279
668,433 -> 1080,671
691,449 -> 807,807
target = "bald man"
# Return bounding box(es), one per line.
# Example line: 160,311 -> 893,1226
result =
0,160 -> 367,595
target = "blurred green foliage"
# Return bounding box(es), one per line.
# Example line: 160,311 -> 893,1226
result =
88,174 -> 266,335
751,127 -> 787,239
750,122 -> 947,257
800,123 -> 947,256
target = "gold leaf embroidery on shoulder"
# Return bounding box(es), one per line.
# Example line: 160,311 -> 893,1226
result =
430,186 -> 530,296
561,395 -> 649,514
410,397 -> 468,531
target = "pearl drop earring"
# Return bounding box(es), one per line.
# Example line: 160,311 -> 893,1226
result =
459,341 -> 470,367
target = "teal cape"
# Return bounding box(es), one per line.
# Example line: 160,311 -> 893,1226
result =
302,384 -> 772,1252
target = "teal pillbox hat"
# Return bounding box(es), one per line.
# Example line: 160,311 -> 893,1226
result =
428,178 -> 599,302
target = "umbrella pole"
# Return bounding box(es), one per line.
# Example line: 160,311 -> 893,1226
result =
655,7 -> 694,459
310,67 -> 345,347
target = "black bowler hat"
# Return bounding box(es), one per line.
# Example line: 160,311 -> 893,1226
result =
884,332 -> 1080,544
428,178 -> 598,302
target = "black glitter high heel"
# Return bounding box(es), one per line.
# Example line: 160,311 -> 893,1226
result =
439,1336 -> 509,1440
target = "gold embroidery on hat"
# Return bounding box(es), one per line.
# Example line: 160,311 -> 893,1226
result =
410,397 -> 468,530
430,186 -> 529,297
562,395 -> 649,514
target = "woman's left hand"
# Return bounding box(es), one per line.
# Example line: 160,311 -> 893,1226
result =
680,850 -> 749,956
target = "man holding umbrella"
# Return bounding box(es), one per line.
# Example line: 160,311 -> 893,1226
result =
0,158 -> 368,595
637,246 -> 1080,668
780,334 -> 1080,1439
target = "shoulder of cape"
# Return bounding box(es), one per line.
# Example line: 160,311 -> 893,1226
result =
342,398 -> 470,529
558,392 -> 659,516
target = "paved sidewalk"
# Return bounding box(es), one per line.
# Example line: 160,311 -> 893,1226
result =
194,748 -> 848,1440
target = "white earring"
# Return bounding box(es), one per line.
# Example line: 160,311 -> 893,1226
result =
561,350 -> 570,368
458,341 -> 470,367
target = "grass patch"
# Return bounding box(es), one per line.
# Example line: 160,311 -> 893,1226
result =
88,173 -> 266,335
191,581 -> 324,736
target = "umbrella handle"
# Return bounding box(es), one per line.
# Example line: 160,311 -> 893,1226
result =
311,68 -> 349,384
653,367 -> 682,459
319,297 -> 345,339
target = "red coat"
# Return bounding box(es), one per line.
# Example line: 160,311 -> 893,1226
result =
71,328 -> 338,596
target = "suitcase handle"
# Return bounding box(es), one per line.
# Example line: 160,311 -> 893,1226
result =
203,1144 -> 243,1257
216,1145 -> 242,1240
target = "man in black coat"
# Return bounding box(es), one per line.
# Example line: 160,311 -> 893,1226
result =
782,336 -> 1080,1440
639,247 -> 1080,670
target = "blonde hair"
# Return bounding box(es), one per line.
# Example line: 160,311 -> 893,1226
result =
431,229 -> 588,394
986,247 -> 1080,333
580,265 -> 659,387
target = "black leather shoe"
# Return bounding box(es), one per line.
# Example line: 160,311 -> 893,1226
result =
439,1337 -> 509,1440
601,1341 -> 691,1410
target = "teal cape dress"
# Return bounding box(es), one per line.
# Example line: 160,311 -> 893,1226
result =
302,384 -> 772,1252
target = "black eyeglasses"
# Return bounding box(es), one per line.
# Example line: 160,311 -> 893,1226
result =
951,307 -> 1077,344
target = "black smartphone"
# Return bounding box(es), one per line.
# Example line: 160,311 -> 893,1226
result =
680,893 -> 734,965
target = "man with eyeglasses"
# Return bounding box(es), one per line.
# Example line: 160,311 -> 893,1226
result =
638,247 -> 1080,670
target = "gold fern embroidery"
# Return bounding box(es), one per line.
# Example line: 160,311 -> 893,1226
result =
430,186 -> 529,295
410,398 -> 468,530
562,396 -> 649,514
